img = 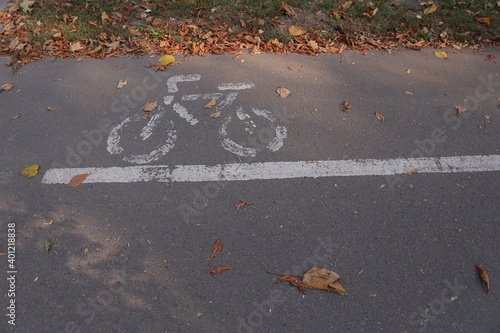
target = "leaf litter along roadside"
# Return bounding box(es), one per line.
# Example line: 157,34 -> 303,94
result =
1,0 -> 499,69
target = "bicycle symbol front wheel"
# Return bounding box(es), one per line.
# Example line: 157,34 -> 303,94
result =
219,107 -> 287,157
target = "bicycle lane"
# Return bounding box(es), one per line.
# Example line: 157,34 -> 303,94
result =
0,49 -> 499,332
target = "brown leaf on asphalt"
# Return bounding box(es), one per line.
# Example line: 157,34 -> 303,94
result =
210,111 -> 221,118
68,173 -> 90,187
208,239 -> 222,266
47,106 -> 56,111
485,54 -> 496,61
279,1 -> 296,16
342,100 -> 352,112
143,101 -> 158,112
276,275 -> 307,293
276,87 -> 291,99
404,168 -> 419,175
374,111 -> 385,121
455,105 -> 466,117
476,264 -> 490,294
235,200 -> 253,210
115,65 -> 125,69
210,266 -> 235,275
302,267 -> 346,294
0,82 -> 14,92
204,98 -> 216,109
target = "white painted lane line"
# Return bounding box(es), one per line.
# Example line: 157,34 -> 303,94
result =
41,155 -> 500,184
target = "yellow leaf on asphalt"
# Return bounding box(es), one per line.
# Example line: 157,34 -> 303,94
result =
117,80 -> 128,89
288,25 -> 306,36
0,82 -> 14,92
210,111 -> 221,118
434,51 -> 448,59
159,55 -> 175,66
143,101 -> 158,112
19,164 -> 39,178
204,98 -> 216,109
423,4 -> 437,14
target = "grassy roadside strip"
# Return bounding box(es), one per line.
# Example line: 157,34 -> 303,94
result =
0,0 -> 499,69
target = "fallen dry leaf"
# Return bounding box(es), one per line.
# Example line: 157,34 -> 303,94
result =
477,15 -> 493,25
374,111 -> 385,121
208,239 -> 222,266
84,248 -> 89,255
404,90 -> 413,95
485,54 -> 496,61
117,80 -> 128,89
342,1 -> 353,11
276,274 -> 307,293
455,105 -> 466,117
235,200 -> 253,211
342,100 -> 352,112
115,65 -> 125,69
288,25 -> 306,36
276,87 -> 291,98
19,164 -> 39,178
423,4 -> 437,15
303,267 -> 346,295
434,51 -> 448,59
159,54 -> 175,65
68,173 -> 90,187
47,106 -> 56,111
404,168 -> 419,175
69,41 -> 82,52
0,82 -> 14,92
204,98 -> 216,109
210,266 -> 235,275
476,264 -> 490,294
210,111 -> 221,118
143,101 -> 158,112
279,1 -> 296,16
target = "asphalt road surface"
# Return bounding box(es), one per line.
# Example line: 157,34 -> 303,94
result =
0,47 -> 499,333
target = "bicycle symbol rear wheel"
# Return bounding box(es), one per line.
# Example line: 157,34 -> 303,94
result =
107,106 -> 177,164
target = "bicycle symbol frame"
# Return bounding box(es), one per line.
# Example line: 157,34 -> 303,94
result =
107,75 -> 287,164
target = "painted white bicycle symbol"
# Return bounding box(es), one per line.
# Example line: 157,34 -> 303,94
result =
107,75 -> 287,164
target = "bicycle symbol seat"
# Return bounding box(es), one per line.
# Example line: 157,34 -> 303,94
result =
107,74 -> 287,164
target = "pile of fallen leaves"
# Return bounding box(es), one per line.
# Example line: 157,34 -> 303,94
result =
1,0 -> 498,69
